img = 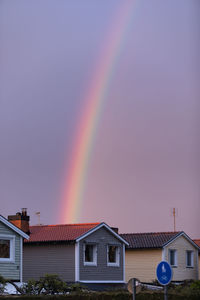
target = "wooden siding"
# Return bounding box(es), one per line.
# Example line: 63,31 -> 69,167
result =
0,221 -> 21,280
23,243 -> 75,282
163,235 -> 198,281
79,227 -> 124,281
198,255 -> 200,280
125,249 -> 162,283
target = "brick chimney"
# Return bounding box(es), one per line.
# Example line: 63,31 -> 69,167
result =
8,208 -> 30,234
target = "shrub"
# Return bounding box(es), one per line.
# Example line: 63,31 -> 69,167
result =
0,275 -> 6,294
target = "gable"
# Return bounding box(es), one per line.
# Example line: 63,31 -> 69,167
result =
164,234 -> 198,252
76,223 -> 128,245
81,226 -> 123,245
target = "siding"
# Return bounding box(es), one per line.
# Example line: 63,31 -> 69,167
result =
125,249 -> 162,283
0,221 -> 21,280
163,235 -> 198,281
79,227 -> 124,281
198,255 -> 200,280
23,243 -> 75,282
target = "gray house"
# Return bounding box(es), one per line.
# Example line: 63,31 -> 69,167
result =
22,221 -> 128,287
0,214 -> 29,282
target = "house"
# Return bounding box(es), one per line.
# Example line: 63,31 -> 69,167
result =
0,211 -> 29,282
120,231 -> 200,283
6,211 -> 128,288
193,239 -> 200,280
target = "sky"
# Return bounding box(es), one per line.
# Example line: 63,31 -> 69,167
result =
0,0 -> 199,238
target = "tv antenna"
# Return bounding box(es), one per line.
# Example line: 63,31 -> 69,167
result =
171,208 -> 177,232
35,212 -> 41,225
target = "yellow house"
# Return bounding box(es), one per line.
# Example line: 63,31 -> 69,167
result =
120,232 -> 200,283
193,239 -> 200,280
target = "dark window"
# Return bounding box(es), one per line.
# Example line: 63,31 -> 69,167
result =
169,249 -> 177,266
0,240 -> 10,258
85,244 -> 94,262
186,251 -> 193,267
108,246 -> 117,263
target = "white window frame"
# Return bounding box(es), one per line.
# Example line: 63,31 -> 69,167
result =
0,234 -> 15,263
186,250 -> 194,268
168,249 -> 177,267
83,243 -> 97,266
107,245 -> 120,267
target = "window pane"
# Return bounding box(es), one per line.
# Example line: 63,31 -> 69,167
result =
108,246 -> 117,263
85,245 -> 93,262
169,250 -> 176,265
187,251 -> 192,266
0,240 -> 10,258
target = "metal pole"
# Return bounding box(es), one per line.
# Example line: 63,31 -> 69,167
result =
132,278 -> 136,300
164,285 -> 168,300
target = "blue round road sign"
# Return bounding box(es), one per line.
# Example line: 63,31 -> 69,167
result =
156,261 -> 172,285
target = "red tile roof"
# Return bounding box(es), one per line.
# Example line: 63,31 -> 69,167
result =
120,232 -> 181,249
25,223 -> 100,243
193,239 -> 200,247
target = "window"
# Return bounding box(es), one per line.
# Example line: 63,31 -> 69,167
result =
0,240 -> 10,258
0,235 -> 15,263
186,250 -> 194,267
84,244 -> 97,266
169,249 -> 177,267
107,245 -> 120,266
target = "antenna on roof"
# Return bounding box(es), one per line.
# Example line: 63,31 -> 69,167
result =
171,208 -> 177,232
35,212 -> 41,225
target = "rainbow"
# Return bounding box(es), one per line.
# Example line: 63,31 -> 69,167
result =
61,1 -> 137,224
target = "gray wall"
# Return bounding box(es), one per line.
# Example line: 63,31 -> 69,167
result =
0,221 -> 21,280
23,243 -> 75,282
79,227 -> 124,281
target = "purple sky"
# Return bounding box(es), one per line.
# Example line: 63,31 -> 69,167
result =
0,0 -> 199,238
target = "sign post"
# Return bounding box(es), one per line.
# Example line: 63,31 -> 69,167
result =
156,261 -> 172,300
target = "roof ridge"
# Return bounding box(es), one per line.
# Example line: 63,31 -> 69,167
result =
121,231 -> 181,235
30,222 -> 100,228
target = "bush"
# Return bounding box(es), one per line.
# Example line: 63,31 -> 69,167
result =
0,275 -> 6,294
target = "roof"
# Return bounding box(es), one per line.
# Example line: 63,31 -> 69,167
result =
193,239 -> 200,247
0,215 -> 29,240
120,231 -> 182,249
25,223 -> 100,243
24,222 -> 129,245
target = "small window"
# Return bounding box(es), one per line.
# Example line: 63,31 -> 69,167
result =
84,244 -> 97,266
0,240 -> 10,258
0,236 -> 15,263
107,245 -> 120,266
186,250 -> 194,267
169,249 -> 177,267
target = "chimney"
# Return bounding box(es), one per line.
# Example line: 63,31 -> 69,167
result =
8,208 -> 30,234
111,227 -> 119,234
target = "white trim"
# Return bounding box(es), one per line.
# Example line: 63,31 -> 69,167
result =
75,242 -> 80,282
168,249 -> 177,267
83,243 -> 97,266
0,215 -> 29,239
186,250 -> 194,268
163,231 -> 200,250
20,237 -> 23,282
0,234 -> 15,263
123,244 -> 125,282
76,222 -> 129,246
107,245 -> 120,267
79,280 -> 125,283
162,247 -> 166,260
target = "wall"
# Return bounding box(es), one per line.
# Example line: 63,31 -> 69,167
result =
79,227 -> 124,282
125,248 -> 162,283
23,243 -> 75,282
0,221 -> 21,281
163,235 -> 199,281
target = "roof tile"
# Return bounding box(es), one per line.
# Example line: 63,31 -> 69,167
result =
120,232 -> 181,249
25,223 -> 100,243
